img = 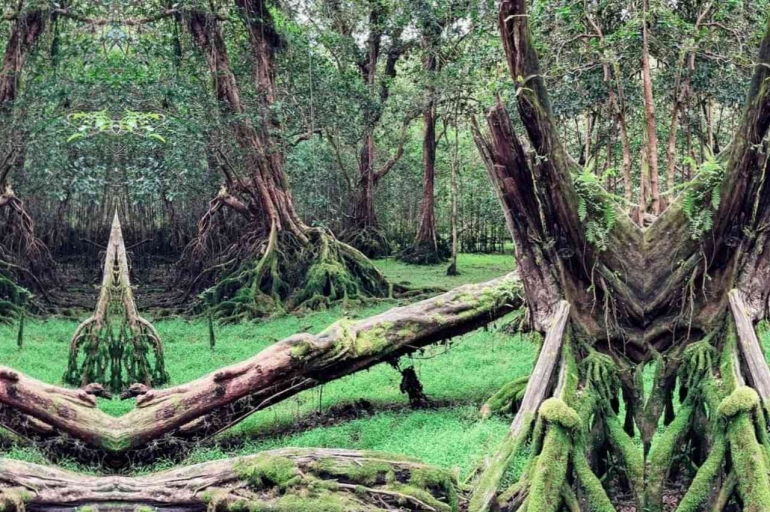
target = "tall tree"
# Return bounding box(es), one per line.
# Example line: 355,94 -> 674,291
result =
179,2 -> 389,320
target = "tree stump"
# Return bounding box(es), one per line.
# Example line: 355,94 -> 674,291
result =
63,211 -> 168,393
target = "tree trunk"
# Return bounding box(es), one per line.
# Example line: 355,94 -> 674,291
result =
0,448 -> 459,512
464,1 -> 770,510
0,273 -> 521,458
641,0 -> 661,215
400,24 -> 445,265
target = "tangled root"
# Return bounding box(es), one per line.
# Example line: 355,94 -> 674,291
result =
63,315 -> 169,393
397,239 -> 449,266
339,225 -> 391,259
201,226 -> 390,322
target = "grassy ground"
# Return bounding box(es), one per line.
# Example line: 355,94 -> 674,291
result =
0,252 -> 528,477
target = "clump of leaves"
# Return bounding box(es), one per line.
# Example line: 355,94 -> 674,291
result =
66,110 -> 167,142
681,150 -> 725,239
573,160 -> 617,252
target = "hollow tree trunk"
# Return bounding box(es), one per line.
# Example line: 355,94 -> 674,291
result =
0,448 -> 459,512
0,273 -> 521,458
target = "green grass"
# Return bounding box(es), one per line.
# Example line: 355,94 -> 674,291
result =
374,252 -> 514,290
1,253 -> 527,477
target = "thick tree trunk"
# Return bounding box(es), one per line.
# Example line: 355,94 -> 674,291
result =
0,274 -> 521,457
465,1 -> 770,510
0,448 -> 459,512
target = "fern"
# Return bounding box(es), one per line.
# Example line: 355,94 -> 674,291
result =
572,162 -> 619,252
681,153 -> 725,239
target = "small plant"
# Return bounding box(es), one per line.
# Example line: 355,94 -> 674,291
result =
681,150 -> 725,239
573,160 -> 617,252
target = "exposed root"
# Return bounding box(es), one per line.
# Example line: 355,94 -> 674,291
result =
397,239 -> 449,266
199,223 -> 390,322
340,225 -> 391,259
480,375 -> 529,418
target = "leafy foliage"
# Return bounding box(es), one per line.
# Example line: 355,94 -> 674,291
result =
681,152 -> 725,239
573,161 -> 617,252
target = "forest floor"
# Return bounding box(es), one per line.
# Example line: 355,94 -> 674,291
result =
0,253 -> 536,480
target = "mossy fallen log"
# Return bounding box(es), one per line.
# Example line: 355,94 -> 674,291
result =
0,448 -> 459,511
0,273 -> 521,455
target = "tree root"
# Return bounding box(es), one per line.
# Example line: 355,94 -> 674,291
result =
397,240 -> 449,266
200,224 -> 391,321
340,225 -> 391,259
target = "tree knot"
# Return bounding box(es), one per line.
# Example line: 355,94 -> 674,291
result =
718,386 -> 760,418
539,398 -> 580,429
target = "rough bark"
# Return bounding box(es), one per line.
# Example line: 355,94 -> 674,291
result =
641,0 -> 661,215
0,448 -> 459,512
0,274 -> 521,456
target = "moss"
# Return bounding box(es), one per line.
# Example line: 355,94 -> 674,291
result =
538,399 -> 580,429
309,457 -> 395,486
718,386 -> 760,418
572,449 -> 614,512
727,412 -> 770,512
481,375 -> 529,417
525,425 -> 571,512
236,455 -> 301,489
604,413 -> 643,500
134,507 -> 156,512
408,467 -> 459,510
675,429 -> 726,512
645,400 -> 694,512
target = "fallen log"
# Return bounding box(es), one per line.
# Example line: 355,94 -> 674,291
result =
0,447 -> 459,511
0,273 -> 522,454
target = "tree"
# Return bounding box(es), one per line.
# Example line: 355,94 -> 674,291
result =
465,1 -> 770,510
177,2 -> 390,320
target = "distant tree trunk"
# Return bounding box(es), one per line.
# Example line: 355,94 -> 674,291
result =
447,112 -> 461,276
641,0 -> 661,215
400,22 -> 445,265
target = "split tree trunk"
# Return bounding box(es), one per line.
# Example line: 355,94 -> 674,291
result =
0,273 -> 521,457
464,1 -> 770,510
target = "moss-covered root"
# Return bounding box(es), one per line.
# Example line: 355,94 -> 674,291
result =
604,413 -> 643,508
524,421 -> 572,512
480,375 -> 529,418
468,416 -> 534,512
221,450 -> 459,512
202,228 -> 389,321
719,387 -> 770,512
644,398 -> 695,512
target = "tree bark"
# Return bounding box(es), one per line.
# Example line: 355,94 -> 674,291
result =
641,0 -> 661,214
0,274 -> 521,456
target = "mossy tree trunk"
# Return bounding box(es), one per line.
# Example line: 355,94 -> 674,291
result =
177,5 -> 390,320
0,448 -> 460,512
465,1 -> 770,510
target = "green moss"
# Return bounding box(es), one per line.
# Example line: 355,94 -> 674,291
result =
134,506 -> 156,512
645,400 -> 694,512
727,412 -> 770,512
525,425 -> 571,512
236,455 -> 301,489
605,413 -> 643,500
572,449 -> 614,512
538,399 -> 580,429
718,386 -> 760,418
482,375 -> 529,417
675,429 -> 726,512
